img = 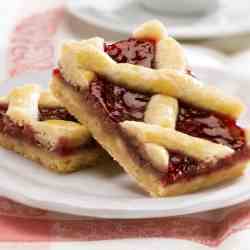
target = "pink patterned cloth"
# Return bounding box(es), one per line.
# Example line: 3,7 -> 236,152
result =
4,6 -> 250,247
8,7 -> 64,77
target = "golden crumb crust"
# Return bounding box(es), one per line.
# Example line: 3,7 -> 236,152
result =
0,132 -> 101,173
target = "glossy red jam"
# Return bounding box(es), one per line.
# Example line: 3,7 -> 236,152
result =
39,107 -> 76,121
0,103 -> 76,122
161,146 -> 250,185
53,68 -> 63,79
0,103 -> 81,155
1,116 -> 37,145
105,38 -> 155,68
163,151 -> 201,184
89,78 -> 150,122
176,102 -> 245,151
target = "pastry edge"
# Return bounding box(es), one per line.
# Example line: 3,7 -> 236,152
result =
0,132 -> 100,173
51,76 -> 249,196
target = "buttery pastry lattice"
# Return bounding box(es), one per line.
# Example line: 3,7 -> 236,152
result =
51,20 -> 250,196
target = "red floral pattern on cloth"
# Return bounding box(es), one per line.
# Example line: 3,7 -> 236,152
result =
0,202 -> 250,247
8,7 -> 64,77
4,7 -> 250,247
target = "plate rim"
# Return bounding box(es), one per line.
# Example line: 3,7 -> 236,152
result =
66,0 -> 250,40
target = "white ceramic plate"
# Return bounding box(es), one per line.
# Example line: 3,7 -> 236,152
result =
0,66 -> 250,219
66,0 -> 250,39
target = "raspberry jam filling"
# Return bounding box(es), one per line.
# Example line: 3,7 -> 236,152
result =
89,78 -> 151,122
0,104 -> 76,122
176,102 -> 245,151
162,148 -> 250,185
0,103 -> 83,156
39,107 -> 76,121
105,38 -> 155,68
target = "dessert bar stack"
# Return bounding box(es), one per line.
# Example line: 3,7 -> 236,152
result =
1,20 -> 250,196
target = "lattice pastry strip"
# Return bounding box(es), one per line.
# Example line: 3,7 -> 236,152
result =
138,21 -> 183,170
59,38 -> 103,90
0,84 -> 101,173
143,95 -> 178,171
7,85 -> 40,125
143,86 -> 178,171
121,121 -> 233,162
144,95 -> 178,128
133,20 -> 187,71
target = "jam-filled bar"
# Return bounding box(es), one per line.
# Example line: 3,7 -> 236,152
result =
51,20 -> 250,195
0,84 -> 101,172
